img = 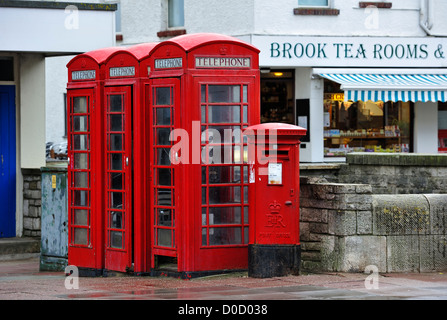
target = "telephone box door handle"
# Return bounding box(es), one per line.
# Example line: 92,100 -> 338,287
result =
285,201 -> 292,206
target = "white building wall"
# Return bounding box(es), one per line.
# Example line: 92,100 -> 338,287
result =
253,0 -> 427,37
20,53 -> 46,169
414,102 -> 439,154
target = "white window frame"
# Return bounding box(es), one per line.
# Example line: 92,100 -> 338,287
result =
298,0 -> 332,8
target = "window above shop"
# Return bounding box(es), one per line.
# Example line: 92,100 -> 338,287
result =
298,0 -> 330,7
168,0 -> 184,28
294,0 -> 339,15
157,0 -> 186,38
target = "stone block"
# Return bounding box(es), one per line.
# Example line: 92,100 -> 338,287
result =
357,211 -> 373,235
386,235 -> 420,272
419,235 -> 447,272
424,194 -> 447,234
338,236 -> 387,273
372,195 -> 430,235
328,210 -> 357,236
320,235 -> 338,272
300,208 -> 328,223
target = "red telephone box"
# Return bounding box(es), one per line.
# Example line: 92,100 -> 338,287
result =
66,47 -> 120,275
67,44 -> 157,276
147,33 -> 260,276
244,123 -> 306,278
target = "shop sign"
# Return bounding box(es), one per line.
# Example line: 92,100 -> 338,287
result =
110,66 -> 135,77
325,93 -> 344,101
72,70 -> 96,80
154,58 -> 183,69
252,35 -> 447,68
195,57 -> 251,68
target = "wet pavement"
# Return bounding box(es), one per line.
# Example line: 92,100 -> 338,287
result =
1,258 -> 447,302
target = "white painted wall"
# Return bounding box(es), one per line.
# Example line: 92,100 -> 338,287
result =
414,101 -> 439,154
253,0 -> 428,37
46,56 -> 74,144
295,68 -> 324,163
20,53 -> 46,169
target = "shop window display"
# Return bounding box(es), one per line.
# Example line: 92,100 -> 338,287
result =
324,80 -> 412,157
261,70 -> 295,124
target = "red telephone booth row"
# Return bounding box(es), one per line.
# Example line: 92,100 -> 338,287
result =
67,34 -> 260,277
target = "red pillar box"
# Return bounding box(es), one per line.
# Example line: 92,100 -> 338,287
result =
244,123 -> 307,278
66,47 -> 119,276
147,33 -> 260,277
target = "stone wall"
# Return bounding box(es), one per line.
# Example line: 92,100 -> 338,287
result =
22,169 -> 42,237
300,176 -> 447,273
339,153 -> 447,194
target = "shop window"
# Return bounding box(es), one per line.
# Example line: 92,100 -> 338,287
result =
261,70 -> 295,124
323,79 -> 412,158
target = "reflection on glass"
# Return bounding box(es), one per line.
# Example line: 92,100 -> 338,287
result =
157,209 -> 172,226
111,154 -> 122,170
209,186 -> 241,204
111,211 -> 122,229
110,114 -> 122,132
157,229 -> 172,247
155,87 -> 171,105
110,231 -> 123,248
73,116 -> 87,132
155,108 -> 171,125
208,85 -> 240,103
156,148 -> 171,166
73,190 -> 88,206
74,228 -> 88,245
207,207 -> 241,225
156,189 -> 172,206
156,128 -> 171,146
207,166 -> 241,184
73,135 -> 88,151
209,227 -> 241,245
110,95 -> 122,112
201,85 -> 206,103
74,209 -> 88,226
157,168 -> 171,186
74,153 -> 88,169
110,134 -> 123,151
73,97 -> 87,113
111,192 -> 123,209
74,172 -> 88,188
208,105 -> 240,123
111,172 -> 123,190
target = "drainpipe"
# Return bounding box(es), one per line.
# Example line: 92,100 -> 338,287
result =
419,0 -> 438,35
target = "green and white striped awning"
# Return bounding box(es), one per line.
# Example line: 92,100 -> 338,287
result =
317,71 -> 447,103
